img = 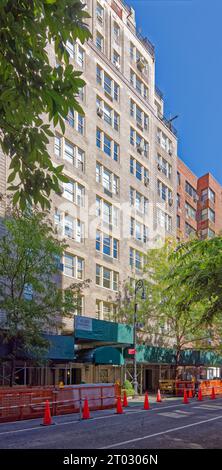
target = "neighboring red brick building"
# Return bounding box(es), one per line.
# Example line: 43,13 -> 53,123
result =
177,158 -> 198,240
177,158 -> 222,240
197,173 -> 222,238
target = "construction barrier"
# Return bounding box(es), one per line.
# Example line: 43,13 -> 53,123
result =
159,380 -> 195,396
0,384 -> 116,423
199,380 -> 222,397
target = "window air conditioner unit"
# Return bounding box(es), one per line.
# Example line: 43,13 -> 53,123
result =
169,149 -> 173,156
115,62 -> 120,69
157,163 -> 162,171
97,106 -> 103,117
168,198 -> 173,207
136,144 -> 143,154
144,177 -> 149,187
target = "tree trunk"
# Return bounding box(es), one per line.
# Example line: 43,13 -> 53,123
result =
9,339 -> 17,387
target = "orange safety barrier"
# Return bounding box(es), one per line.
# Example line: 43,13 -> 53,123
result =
0,384 -> 117,423
159,380 -> 195,397
199,380 -> 222,397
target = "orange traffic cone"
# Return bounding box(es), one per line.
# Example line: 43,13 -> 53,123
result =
156,389 -> 162,403
116,396 -> 123,414
183,389 -> 189,404
82,398 -> 90,419
144,392 -> 150,410
123,391 -> 128,407
188,388 -> 193,399
42,400 -> 53,426
211,387 -> 216,400
198,388 -> 203,401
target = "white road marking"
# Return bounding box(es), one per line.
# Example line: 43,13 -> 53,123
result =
158,412 -> 188,419
100,415 -> 222,449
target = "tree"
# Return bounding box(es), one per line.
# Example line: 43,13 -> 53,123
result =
0,205 -> 90,385
0,0 -> 91,210
167,236 -> 222,325
118,241 -> 219,379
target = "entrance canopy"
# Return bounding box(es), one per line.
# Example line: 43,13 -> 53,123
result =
75,346 -> 124,365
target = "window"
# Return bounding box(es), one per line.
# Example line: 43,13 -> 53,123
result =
64,141 -> 74,165
96,300 -> 118,320
130,187 -> 148,214
209,188 -> 215,204
201,187 -> 215,204
65,41 -> 85,67
129,248 -> 144,270
65,110 -> 85,134
130,42 -> 135,60
55,136 -> 85,171
96,32 -> 104,52
66,109 -> 75,128
157,155 -> 172,179
185,202 -> 196,220
97,96 -> 120,131
130,70 -> 148,100
113,50 -> 120,69
96,196 -> 119,227
54,135 -> 61,158
64,253 -> 84,279
113,22 -> 120,43
78,85 -> 85,102
96,128 -> 119,161
157,129 -> 173,155
157,180 -> 172,204
64,215 -> 84,242
104,134 -> 111,156
209,208 -> 215,223
96,265 -> 119,291
157,209 -> 172,233
185,181 -> 197,201
96,231 -> 119,259
76,45 -> 84,67
63,180 -> 85,207
130,157 -> 149,186
96,65 -> 120,102
96,2 -> 104,24
130,99 -> 149,131
104,73 -> 112,95
177,215 -> 180,228
177,171 -> 181,186
96,163 -> 119,195
185,222 -> 196,238
177,193 -> 181,208
130,127 -> 149,157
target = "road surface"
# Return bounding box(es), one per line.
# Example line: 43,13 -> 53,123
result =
0,397 -> 221,449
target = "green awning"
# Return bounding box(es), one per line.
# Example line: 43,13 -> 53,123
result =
125,345 -> 222,367
43,335 -> 74,361
74,316 -> 133,345
94,346 -> 124,365
75,346 -> 124,365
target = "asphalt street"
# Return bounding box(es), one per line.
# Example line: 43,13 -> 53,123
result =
0,397 -> 221,449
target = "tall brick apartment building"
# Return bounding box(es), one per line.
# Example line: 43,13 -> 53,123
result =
177,158 -> 222,241
0,0 -> 221,387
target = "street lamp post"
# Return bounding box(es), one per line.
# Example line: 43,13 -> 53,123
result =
133,279 -> 146,396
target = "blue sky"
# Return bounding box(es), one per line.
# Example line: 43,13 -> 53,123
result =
129,0 -> 222,184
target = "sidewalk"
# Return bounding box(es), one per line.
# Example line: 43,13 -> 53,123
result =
128,394 -> 182,406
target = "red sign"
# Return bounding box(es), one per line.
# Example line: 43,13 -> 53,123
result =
128,349 -> 136,355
